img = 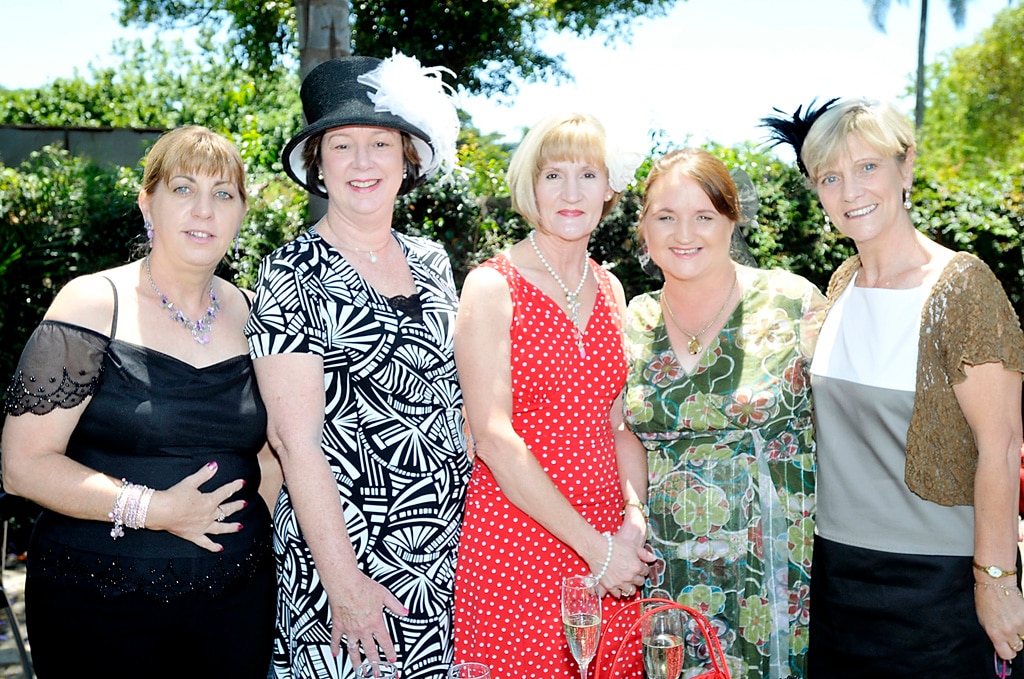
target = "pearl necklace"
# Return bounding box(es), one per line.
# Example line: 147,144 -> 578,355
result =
529,231 -> 589,358
144,256 -> 220,345
661,273 -> 738,356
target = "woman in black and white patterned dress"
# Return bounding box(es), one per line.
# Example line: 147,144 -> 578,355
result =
245,54 -> 469,679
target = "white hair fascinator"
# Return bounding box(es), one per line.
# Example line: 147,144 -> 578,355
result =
603,126 -> 647,192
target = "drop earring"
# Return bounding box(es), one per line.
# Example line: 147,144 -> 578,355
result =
822,213 -> 831,233
233,233 -> 241,260
902,187 -> 912,210
144,220 -> 154,241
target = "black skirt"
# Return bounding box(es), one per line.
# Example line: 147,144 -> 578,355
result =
808,535 -> 1022,678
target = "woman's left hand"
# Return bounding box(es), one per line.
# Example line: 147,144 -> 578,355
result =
976,580 -> 1024,660
330,571 -> 407,668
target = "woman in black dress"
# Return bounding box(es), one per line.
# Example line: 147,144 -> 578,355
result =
1,126 -> 278,677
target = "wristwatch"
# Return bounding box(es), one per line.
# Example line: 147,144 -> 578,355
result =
621,499 -> 649,519
972,560 -> 1017,579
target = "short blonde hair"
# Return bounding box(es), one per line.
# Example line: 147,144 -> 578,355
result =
141,126 -> 247,206
801,99 -> 915,184
507,112 -> 620,227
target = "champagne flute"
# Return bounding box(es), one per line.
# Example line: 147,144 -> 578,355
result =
356,660 -> 400,679
447,662 -> 491,678
641,607 -> 685,679
562,574 -> 601,679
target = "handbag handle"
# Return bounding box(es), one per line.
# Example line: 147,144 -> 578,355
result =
594,597 -> 731,679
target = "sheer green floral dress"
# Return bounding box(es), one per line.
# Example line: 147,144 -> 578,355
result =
623,267 -> 826,679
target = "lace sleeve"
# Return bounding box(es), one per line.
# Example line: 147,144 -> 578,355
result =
3,321 -> 109,416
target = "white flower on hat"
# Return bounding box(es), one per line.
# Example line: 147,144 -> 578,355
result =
358,51 -> 460,180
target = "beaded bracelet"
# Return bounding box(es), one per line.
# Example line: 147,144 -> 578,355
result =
109,479 -> 130,539
592,531 -> 614,583
109,480 -> 154,539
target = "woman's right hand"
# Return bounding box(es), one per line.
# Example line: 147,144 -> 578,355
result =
592,531 -> 652,598
145,461 -> 246,552
330,571 -> 407,668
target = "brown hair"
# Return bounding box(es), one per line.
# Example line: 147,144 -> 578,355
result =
140,126 -> 247,206
639,148 -> 740,225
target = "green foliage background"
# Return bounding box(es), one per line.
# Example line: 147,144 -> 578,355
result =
1,0 -> 1023,550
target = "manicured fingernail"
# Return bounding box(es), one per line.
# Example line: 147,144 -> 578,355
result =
242,500 -> 249,508
218,545 -> 225,552
240,480 -> 247,487
236,523 -> 244,532
207,461 -> 218,471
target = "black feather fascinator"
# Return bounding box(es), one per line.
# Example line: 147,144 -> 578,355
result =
759,97 -> 840,177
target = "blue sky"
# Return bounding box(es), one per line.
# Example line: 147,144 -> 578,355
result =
2,0 -> 1015,151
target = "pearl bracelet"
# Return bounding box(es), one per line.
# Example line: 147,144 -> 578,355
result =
592,531 -> 614,583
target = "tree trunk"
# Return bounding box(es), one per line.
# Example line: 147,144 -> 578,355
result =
292,0 -> 351,218
294,0 -> 351,78
915,0 -> 929,129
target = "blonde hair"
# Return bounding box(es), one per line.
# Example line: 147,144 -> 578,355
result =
507,112 -> 620,227
141,126 -> 247,206
801,99 -> 915,184
639,148 -> 741,225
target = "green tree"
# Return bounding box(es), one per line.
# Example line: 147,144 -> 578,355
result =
865,0 -> 971,129
918,2 -> 1024,178
116,0 -> 682,95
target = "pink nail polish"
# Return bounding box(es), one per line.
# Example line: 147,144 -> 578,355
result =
237,524 -> 244,532
207,461 -> 218,471
242,500 -> 249,509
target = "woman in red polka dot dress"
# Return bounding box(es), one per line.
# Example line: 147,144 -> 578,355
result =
453,112 -> 654,678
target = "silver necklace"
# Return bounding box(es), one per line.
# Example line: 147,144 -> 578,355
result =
661,273 -> 738,356
326,219 -> 392,264
529,230 -> 589,357
144,255 -> 220,345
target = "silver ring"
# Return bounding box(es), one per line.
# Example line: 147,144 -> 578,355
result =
215,507 -> 225,522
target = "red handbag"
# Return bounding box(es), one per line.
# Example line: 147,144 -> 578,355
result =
594,597 -> 731,679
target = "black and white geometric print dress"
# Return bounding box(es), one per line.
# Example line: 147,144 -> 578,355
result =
245,228 -> 470,679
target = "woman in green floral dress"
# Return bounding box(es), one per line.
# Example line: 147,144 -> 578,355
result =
623,149 -> 826,679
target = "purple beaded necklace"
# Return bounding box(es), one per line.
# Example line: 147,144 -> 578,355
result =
144,255 -> 220,345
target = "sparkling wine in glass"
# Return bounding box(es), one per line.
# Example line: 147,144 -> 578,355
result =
641,607 -> 685,679
356,660 -> 400,679
562,574 -> 601,679
447,662 -> 491,678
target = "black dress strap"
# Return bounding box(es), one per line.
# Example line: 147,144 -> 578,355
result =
99,275 -> 119,340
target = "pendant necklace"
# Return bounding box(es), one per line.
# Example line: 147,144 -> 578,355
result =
144,255 -> 220,345
325,218 -> 392,264
529,230 -> 589,358
662,273 -> 738,356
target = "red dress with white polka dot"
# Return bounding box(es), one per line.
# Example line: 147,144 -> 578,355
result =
453,254 -> 641,679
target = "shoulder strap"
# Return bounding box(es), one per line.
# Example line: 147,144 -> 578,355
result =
99,275 -> 118,340
237,285 -> 253,311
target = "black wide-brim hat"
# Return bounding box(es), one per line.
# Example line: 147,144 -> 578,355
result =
282,56 -> 434,197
